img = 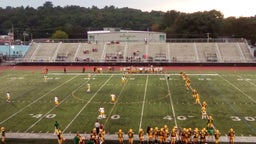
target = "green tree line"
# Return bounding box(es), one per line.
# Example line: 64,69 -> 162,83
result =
0,1 -> 255,44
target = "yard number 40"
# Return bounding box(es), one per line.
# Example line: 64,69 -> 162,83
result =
30,114 -> 56,119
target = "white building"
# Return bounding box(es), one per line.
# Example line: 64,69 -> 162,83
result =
87,28 -> 166,42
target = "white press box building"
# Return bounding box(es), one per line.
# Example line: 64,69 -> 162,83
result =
87,28 -> 166,42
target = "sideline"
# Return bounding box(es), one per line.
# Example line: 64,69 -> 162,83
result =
5,132 -> 256,142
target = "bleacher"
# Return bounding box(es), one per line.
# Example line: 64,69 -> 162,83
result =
104,42 -> 125,62
19,39 -> 255,64
196,43 -> 218,62
126,42 -> 146,62
75,42 -> 105,62
54,43 -> 79,62
169,43 -> 196,62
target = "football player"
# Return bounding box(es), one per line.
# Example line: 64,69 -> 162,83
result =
228,128 -> 235,144
117,129 -> 123,144
128,129 -> 134,144
110,94 -> 116,103
55,96 -> 59,107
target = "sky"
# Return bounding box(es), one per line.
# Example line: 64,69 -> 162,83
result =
0,0 -> 255,18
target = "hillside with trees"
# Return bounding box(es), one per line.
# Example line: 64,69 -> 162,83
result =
0,1 -> 255,44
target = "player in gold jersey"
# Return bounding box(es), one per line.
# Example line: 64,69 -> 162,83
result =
117,129 -> 123,144
139,128 -> 144,144
228,128 -> 235,144
214,129 -> 221,144
128,129 -> 134,144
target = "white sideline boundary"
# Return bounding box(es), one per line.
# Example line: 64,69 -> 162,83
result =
6,132 -> 256,142
48,73 -> 219,76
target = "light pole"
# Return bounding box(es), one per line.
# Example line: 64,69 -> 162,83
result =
8,42 -> 10,60
23,31 -> 29,45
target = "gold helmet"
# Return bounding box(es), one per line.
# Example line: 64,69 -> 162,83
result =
129,129 -> 133,132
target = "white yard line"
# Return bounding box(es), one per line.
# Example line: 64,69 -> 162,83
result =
63,75 -> 113,132
237,75 -> 256,87
104,78 -> 128,126
165,76 -> 178,127
25,75 -> 88,132
49,73 -> 219,76
218,74 -> 256,104
0,75 -> 78,125
139,75 -> 148,129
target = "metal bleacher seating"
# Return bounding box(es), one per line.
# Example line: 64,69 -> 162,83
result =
21,39 -> 255,63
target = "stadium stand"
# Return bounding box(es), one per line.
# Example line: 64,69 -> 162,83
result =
147,42 -> 168,62
30,42 -> 59,62
74,42 -> 105,62
126,42 -> 147,62
217,43 -> 246,62
104,42 -> 125,62
54,43 -> 79,62
195,43 -> 218,62
169,43 -> 196,62
14,38 -> 255,65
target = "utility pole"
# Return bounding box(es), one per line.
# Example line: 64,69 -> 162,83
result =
206,33 -> 210,42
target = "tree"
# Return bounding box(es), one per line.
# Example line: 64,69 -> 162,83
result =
51,30 -> 68,39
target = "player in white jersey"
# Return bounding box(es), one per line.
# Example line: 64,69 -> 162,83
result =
98,107 -> 105,118
6,92 -> 10,103
87,83 -> 91,92
88,73 -> 91,80
44,74 -> 48,82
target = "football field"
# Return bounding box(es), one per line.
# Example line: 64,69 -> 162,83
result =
0,66 -> 256,142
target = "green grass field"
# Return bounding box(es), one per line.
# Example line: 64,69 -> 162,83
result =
0,67 -> 256,140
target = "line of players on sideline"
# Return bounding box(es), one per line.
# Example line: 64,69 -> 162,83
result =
52,121 -> 235,144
